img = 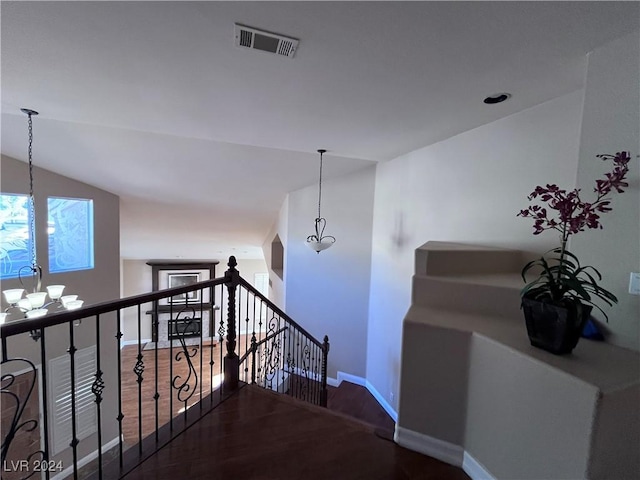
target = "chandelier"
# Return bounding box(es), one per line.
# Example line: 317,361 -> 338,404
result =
306,149 -> 336,253
1,108 -> 83,323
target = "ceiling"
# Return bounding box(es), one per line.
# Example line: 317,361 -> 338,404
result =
2,2 -> 638,260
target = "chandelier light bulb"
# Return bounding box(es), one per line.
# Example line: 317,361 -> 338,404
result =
46,285 -> 65,300
3,289 -> 25,305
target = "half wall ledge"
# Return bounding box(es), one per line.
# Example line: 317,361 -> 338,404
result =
396,241 -> 640,480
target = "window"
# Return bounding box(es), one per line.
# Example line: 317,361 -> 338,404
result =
0,193 -> 33,279
48,197 -> 94,273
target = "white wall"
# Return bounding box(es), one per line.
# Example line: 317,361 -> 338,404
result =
285,166 -> 376,379
367,91 -> 584,411
121,259 -> 154,342
571,31 -> 640,351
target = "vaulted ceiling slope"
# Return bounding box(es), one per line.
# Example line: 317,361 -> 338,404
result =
2,2 -> 638,259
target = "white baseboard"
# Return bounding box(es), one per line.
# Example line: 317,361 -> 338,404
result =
331,372 -> 398,422
393,427 -> 497,480
120,338 -> 151,348
463,451 -> 496,480
337,371 -> 366,387
394,426 -> 464,467
51,436 -> 121,480
365,380 -> 398,422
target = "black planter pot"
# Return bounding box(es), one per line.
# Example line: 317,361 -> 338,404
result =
521,297 -> 592,355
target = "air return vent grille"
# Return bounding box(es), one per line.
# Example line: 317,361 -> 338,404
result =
234,24 -> 299,58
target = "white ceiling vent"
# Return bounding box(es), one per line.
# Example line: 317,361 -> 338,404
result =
234,24 -> 298,59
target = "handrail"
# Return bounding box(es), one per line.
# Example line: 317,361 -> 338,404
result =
1,255 -> 329,480
238,277 -> 324,348
0,277 -> 227,338
238,326 -> 288,364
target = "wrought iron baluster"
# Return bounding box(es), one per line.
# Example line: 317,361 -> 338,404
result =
39,328 -> 51,480
209,288 -> 216,406
262,313 -> 279,390
250,333 -> 257,384
312,344 -> 317,405
257,300 -> 263,384
285,326 -> 295,399
199,289 -> 203,414
115,311 -> 124,470
252,292 -> 257,361
296,329 -> 302,400
279,315 -> 285,394
92,314 -> 105,479
134,304 -> 144,454
171,306 -> 199,424
153,300 -> 160,443
311,343 -> 316,405
302,342 -> 311,401
68,321 -> 79,479
321,335 -> 329,407
316,344 -> 321,405
169,298 -> 174,433
317,343 -> 322,405
217,285 -> 225,398
244,286 -> 250,383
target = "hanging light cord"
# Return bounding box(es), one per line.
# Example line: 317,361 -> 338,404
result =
26,112 -> 37,269
317,149 -> 324,219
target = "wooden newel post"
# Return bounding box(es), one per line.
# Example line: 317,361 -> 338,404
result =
320,335 -> 330,407
224,256 -> 240,391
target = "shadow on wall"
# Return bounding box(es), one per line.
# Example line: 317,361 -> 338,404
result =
391,211 -> 412,252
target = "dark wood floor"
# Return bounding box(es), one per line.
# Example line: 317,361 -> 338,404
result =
120,335 -> 264,445
120,340 -> 394,445
123,385 -> 469,480
120,341 -> 224,445
326,381 -> 396,435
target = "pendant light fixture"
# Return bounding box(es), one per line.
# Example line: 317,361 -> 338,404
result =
306,149 -> 335,253
2,108 -> 83,322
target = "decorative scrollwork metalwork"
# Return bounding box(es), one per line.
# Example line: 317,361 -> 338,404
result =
133,354 -> 145,384
217,317 -> 225,340
171,308 -> 199,404
91,369 -> 105,404
299,344 -> 311,400
286,351 -> 295,372
1,358 -> 46,479
260,315 -> 282,390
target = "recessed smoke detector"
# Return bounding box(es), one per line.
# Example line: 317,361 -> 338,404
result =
234,24 -> 299,58
483,93 -> 512,105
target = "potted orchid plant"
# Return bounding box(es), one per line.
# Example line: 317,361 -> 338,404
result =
517,151 -> 630,354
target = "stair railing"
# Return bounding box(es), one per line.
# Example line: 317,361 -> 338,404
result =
233,272 -> 330,407
0,256 -> 328,480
